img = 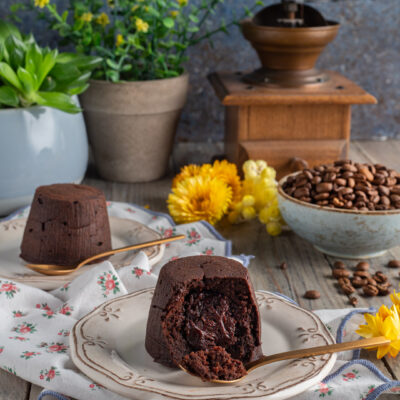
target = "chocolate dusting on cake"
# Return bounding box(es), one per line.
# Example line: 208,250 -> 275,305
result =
145,256 -> 262,374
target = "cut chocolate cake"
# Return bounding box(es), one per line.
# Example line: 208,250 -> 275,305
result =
145,255 -> 262,378
20,184 -> 112,266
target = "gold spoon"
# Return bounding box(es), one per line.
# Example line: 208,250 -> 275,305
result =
25,235 -> 185,276
179,336 -> 390,384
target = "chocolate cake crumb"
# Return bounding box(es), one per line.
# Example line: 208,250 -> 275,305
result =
181,346 -> 247,381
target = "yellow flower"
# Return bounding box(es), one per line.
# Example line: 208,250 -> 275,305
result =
107,0 -> 115,8
135,18 -> 149,33
172,164 -> 203,188
391,291 -> 400,308
34,0 -> 49,8
81,12 -> 93,23
96,12 -> 110,27
356,304 -> 400,359
178,0 -> 188,6
115,34 -> 124,47
170,10 -> 179,18
168,176 -> 232,225
208,160 -> 241,204
131,5 -> 139,12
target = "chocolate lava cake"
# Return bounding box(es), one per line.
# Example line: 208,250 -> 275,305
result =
20,184 -> 112,266
145,256 -> 262,380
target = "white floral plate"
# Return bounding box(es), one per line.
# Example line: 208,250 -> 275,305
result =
70,288 -> 337,400
0,217 -> 164,290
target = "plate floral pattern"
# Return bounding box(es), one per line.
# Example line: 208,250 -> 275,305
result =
70,289 -> 337,400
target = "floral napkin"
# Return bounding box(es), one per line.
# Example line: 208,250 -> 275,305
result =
0,202 -> 399,400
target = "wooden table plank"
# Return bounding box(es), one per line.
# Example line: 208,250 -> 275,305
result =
0,139 -> 396,400
0,370 -> 30,400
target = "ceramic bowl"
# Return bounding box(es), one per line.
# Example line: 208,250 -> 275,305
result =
278,173 -> 400,259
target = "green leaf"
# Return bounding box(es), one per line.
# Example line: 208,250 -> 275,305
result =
0,86 -> 19,107
189,14 -> 199,23
37,49 -> 58,87
36,91 -> 81,114
17,67 -> 36,92
162,18 -> 175,29
67,84 -> 89,96
0,21 -> 21,45
0,62 -> 22,90
106,59 -> 120,71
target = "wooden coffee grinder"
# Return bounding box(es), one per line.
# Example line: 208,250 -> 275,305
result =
209,0 -> 376,178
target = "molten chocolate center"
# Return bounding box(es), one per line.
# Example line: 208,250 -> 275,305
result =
184,291 -> 237,350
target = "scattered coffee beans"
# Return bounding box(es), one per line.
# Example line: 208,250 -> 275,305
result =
282,160 -> 400,210
331,261 -> 393,299
304,290 -> 321,299
388,260 -> 400,269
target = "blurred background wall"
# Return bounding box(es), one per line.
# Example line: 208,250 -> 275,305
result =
1,0 -> 399,142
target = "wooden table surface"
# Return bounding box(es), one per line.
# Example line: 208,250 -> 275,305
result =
1,140 -> 400,399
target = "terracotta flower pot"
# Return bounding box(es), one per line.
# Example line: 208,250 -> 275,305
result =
80,73 -> 189,183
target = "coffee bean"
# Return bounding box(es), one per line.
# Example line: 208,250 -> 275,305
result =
304,290 -> 320,299
316,182 -> 333,193
349,297 -> 358,306
356,261 -> 369,271
338,277 -> 351,286
374,271 -> 388,283
332,269 -> 351,278
388,260 -> 400,269
363,284 -> 379,297
341,283 -> 356,295
279,262 -> 288,270
351,276 -> 367,288
353,270 -> 371,279
333,261 -> 346,269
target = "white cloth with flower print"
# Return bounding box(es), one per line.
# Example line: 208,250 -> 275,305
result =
0,202 -> 398,400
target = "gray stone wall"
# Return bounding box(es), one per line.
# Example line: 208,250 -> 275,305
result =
1,0 -> 399,142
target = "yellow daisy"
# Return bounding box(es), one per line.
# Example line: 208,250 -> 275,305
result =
208,160 -> 241,204
115,34 -> 124,47
168,176 -> 232,225
178,0 -> 188,6
81,12 -> 93,23
96,12 -> 110,27
135,18 -> 149,33
172,164 -> 204,188
170,10 -> 179,18
356,304 -> 400,359
34,0 -> 49,8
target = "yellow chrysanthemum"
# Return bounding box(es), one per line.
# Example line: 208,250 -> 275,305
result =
178,0 -> 188,6
168,176 -> 232,225
115,34 -> 124,47
391,291 -> 400,308
170,10 -> 179,18
357,304 -> 400,359
135,18 -> 149,33
208,160 -> 241,204
96,12 -> 110,27
34,0 -> 49,8
172,164 -> 203,188
81,12 -> 93,22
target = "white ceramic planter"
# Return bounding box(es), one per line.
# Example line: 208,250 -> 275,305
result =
0,102 -> 88,216
278,174 -> 400,259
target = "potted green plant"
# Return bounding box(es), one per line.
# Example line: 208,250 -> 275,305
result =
12,0 -> 261,182
0,21 -> 101,215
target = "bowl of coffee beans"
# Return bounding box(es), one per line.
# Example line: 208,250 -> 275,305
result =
278,160 -> 400,259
